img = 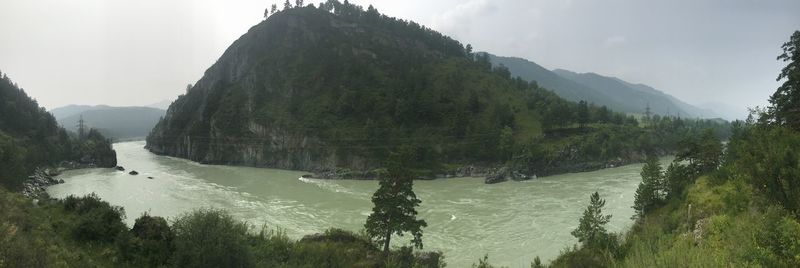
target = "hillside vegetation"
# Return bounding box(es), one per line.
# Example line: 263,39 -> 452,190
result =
487,53 -> 718,118
0,72 -> 116,190
502,30 -> 800,268
147,1 -> 727,179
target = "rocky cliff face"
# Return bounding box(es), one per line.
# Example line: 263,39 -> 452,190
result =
146,4 -> 560,177
148,121 -> 371,172
146,6 -> 462,174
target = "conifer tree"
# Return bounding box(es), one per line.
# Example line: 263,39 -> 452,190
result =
365,147 -> 427,256
770,31 -> 800,130
632,155 -> 664,219
571,192 -> 612,249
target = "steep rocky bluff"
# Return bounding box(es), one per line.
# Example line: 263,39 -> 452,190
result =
146,5 -> 561,177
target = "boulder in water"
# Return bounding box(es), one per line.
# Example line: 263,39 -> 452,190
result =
116,166 -> 125,171
129,170 -> 139,175
485,167 -> 510,184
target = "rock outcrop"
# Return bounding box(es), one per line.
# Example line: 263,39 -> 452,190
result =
21,168 -> 64,199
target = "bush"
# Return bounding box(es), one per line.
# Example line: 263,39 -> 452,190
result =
118,213 -> 175,266
251,226 -> 293,267
171,208 -> 253,268
62,193 -> 127,242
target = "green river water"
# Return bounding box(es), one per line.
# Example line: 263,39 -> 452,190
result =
48,141 -> 649,267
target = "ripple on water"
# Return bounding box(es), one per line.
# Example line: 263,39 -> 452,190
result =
48,141 -> 651,268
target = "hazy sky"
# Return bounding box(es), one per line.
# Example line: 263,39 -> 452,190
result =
0,0 -> 798,114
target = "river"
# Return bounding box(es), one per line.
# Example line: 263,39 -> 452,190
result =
48,141 -> 649,267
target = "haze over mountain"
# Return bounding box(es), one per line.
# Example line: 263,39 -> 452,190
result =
551,69 -> 720,118
487,53 -> 723,119
52,105 -> 165,141
697,101 -> 749,121
146,99 -> 174,110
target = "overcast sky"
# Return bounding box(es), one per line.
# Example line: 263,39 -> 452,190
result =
0,0 -> 798,115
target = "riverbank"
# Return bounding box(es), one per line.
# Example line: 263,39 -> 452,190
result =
309,152 -> 658,184
21,161 -> 113,199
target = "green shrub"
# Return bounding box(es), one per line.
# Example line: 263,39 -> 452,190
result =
251,226 -> 293,267
118,213 -> 175,266
171,208 -> 253,268
62,193 -> 127,242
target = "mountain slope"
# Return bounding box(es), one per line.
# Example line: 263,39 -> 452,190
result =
147,4 -> 556,174
485,53 -> 629,112
0,73 -> 117,190
50,104 -> 112,119
54,106 -> 166,141
487,53 -> 718,118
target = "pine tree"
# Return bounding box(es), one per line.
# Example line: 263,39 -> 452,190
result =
632,155 -> 664,219
271,4 -> 277,14
770,31 -> 800,130
283,0 -> 292,9
571,192 -> 612,249
365,147 -> 427,256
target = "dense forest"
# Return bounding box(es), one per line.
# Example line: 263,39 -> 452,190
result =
0,72 -> 117,191
147,0 -> 728,180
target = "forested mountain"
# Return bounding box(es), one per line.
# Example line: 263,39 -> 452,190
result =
487,53 -> 719,118
552,69 -> 719,118
53,105 -> 166,141
0,72 -> 117,190
147,2 -> 727,178
484,53 -> 628,110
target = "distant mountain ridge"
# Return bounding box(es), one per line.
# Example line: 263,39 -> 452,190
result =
50,104 -> 113,119
52,105 -> 165,141
0,73 -> 116,190
487,53 -> 721,118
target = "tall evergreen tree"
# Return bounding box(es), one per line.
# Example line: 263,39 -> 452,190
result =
283,0 -> 292,9
632,155 -> 664,219
365,147 -> 427,256
770,30 -> 800,130
571,191 -> 612,249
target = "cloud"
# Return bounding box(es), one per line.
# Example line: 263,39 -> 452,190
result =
431,0 -> 498,37
602,35 -> 628,48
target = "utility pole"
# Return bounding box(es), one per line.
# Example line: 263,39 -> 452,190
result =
77,115 -> 86,141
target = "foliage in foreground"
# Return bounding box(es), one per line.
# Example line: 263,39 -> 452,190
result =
521,29 -> 800,268
0,188 -> 443,268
